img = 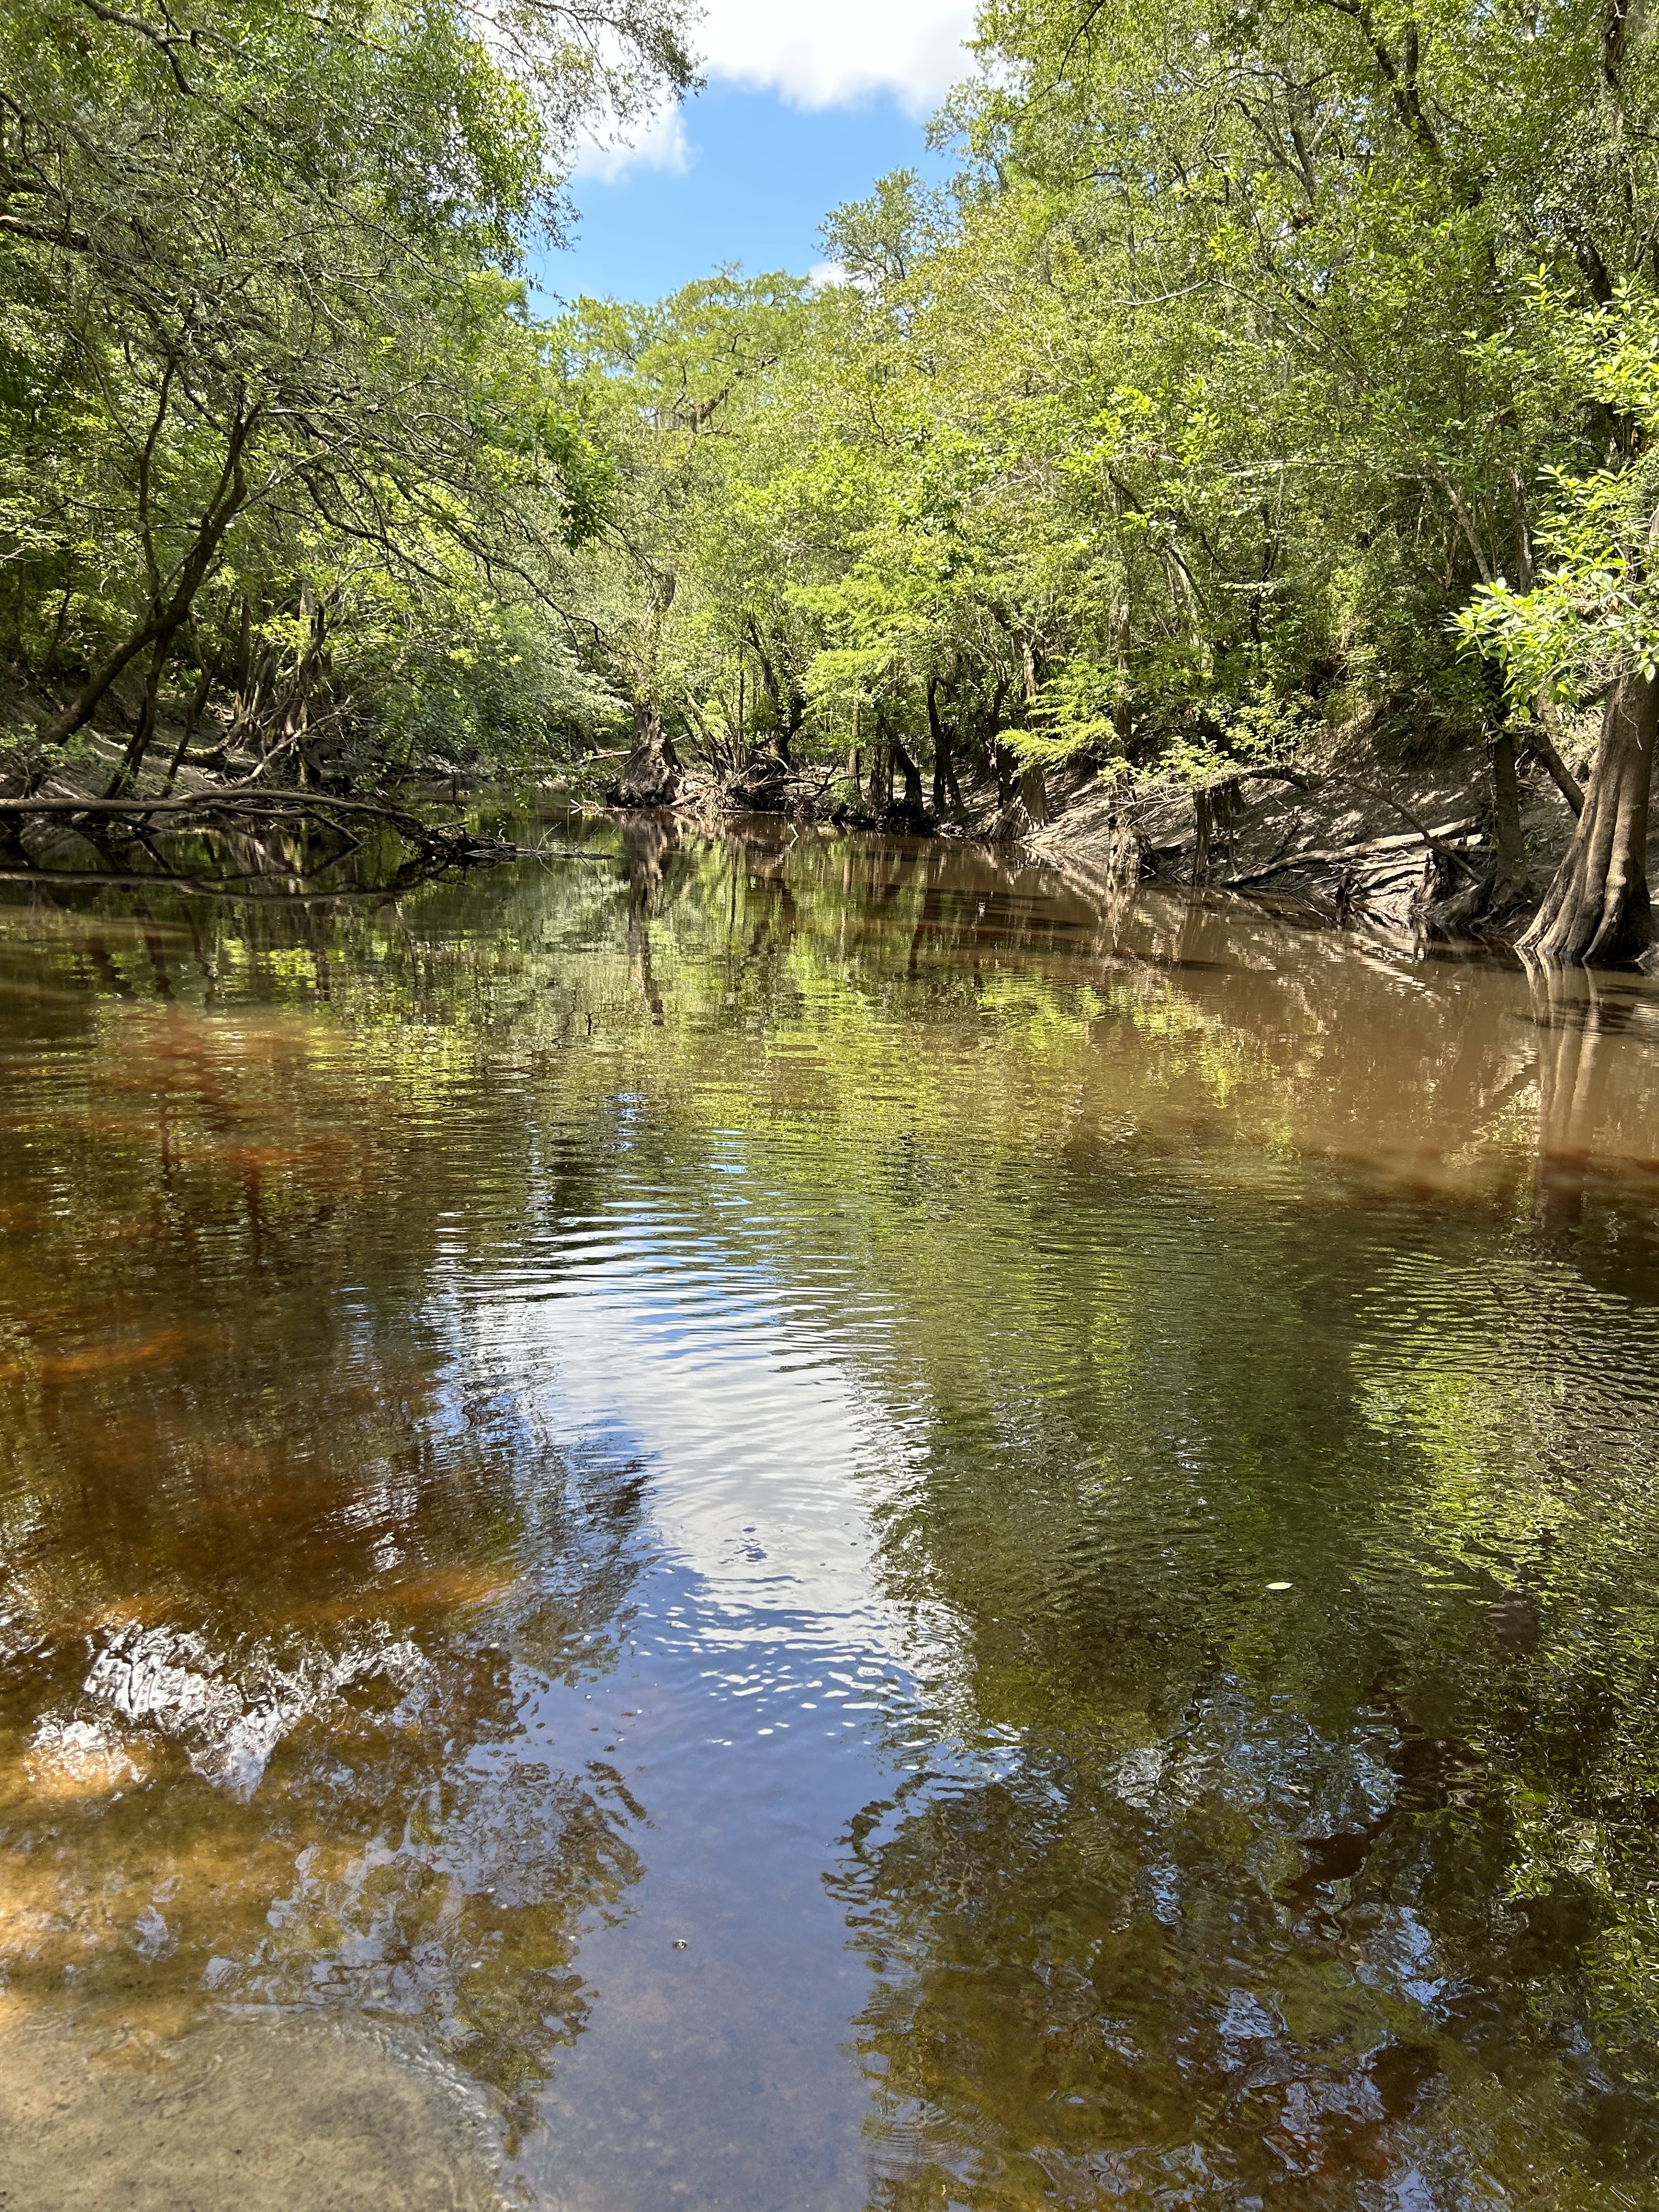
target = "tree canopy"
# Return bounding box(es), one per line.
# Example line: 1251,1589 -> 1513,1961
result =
9,0 -> 1659,953
0,0 -> 693,788
546,0 -> 1659,952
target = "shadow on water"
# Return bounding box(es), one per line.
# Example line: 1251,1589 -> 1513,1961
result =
4,811 -> 1659,2206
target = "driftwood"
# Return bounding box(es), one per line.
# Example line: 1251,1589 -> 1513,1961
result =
1221,817 -> 1484,889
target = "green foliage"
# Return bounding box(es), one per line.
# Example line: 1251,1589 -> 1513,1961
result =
558,0 -> 1659,810
12,0 -> 1659,808
1460,290 -> 1659,708
0,0 -> 692,780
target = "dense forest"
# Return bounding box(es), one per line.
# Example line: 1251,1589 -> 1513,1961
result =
7,0 -> 1659,960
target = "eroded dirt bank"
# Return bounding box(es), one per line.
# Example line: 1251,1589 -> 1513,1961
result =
1026,733 -> 1601,940
596,721 -> 1628,950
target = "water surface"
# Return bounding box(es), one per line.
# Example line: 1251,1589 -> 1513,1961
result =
3,815 -> 1659,2209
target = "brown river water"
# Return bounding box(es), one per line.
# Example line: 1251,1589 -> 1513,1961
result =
3,811 -> 1659,2210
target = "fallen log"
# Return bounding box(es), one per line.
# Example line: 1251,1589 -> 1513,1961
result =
0,789 -> 428,835
0,777 -> 623,897
1222,818 -> 1484,889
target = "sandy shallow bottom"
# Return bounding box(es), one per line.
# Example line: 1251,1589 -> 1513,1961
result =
0,2006 -> 508,2212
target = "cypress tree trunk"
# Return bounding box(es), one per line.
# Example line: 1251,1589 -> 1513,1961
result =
991,732 -> 1016,811
608,698 -> 681,808
1018,760 -> 1048,828
1519,668 -> 1656,963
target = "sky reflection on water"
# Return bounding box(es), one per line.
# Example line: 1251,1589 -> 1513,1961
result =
3,819 -> 1659,2209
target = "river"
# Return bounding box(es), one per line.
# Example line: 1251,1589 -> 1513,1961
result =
3,812 -> 1659,2210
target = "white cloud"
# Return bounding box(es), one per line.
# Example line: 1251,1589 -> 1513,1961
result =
572,101 -> 692,182
574,0 -> 978,182
696,0 -> 978,115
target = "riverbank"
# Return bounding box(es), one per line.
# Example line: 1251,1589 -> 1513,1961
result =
583,715 -> 1622,951
1029,726 -> 1594,942
4,689 -> 1630,957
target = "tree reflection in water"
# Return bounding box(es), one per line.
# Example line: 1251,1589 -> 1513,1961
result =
4,818 -> 1659,2206
0,912 -> 656,2141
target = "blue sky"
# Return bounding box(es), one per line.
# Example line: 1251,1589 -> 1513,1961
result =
529,0 -> 977,308
534,84 -> 951,308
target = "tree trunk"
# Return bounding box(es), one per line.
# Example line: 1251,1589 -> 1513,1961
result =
928,676 -> 953,819
162,654 -> 216,796
43,407 -> 255,751
607,698 -> 681,808
890,737 -> 925,817
873,735 -> 893,814
992,738 -> 1015,811
45,617 -> 167,753
1530,691 -> 1585,817
1489,730 -> 1530,906
1019,760 -> 1048,828
105,634 -> 169,798
1519,667 -> 1656,963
